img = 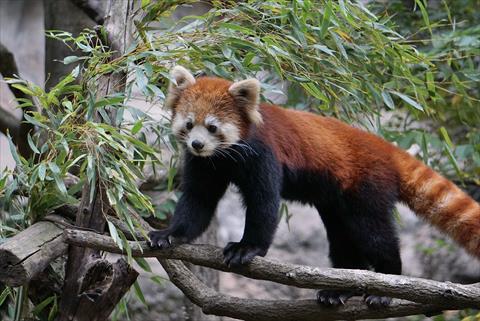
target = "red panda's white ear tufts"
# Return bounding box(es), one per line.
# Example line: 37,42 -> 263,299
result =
228,79 -> 263,125
165,66 -> 196,109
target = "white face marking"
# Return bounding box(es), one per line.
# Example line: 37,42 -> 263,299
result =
187,126 -> 217,156
221,122 -> 240,145
171,112 -> 241,157
171,113 -> 188,136
205,115 -> 220,127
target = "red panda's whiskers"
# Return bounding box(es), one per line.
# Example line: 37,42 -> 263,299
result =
224,146 -> 247,162
214,148 -> 238,163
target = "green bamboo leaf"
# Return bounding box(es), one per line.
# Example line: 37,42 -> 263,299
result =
53,174 -> 67,194
32,296 -> 55,316
320,1 -> 333,38
150,275 -> 166,285
0,287 -> 10,307
414,0 -> 432,35
421,132 -> 430,165
133,281 -> 147,307
7,135 -> 22,166
134,257 -> 152,272
426,71 -> 435,94
443,142 -> 462,178
131,120 -> 143,135
11,84 -> 35,96
63,56 -> 80,64
300,83 -> 329,102
439,127 -> 454,149
219,22 -> 256,35
48,162 -> 61,174
107,221 -> 122,250
106,188 -> 118,206
24,113 -> 49,129
391,91 -> 424,111
381,91 -> 394,109
136,68 -> 148,92
94,96 -> 124,108
312,44 -> 335,56
38,163 -> 47,181
48,296 -> 58,321
27,133 -> 40,154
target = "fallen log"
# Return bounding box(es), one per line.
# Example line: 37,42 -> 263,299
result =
0,216 -> 69,286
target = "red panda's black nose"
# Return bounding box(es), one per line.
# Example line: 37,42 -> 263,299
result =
191,140 -> 204,151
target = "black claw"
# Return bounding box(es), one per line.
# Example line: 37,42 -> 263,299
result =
222,242 -> 267,267
364,295 -> 392,308
317,290 -> 357,306
148,230 -> 171,249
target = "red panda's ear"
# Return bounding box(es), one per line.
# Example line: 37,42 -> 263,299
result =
228,79 -> 263,125
165,66 -> 196,109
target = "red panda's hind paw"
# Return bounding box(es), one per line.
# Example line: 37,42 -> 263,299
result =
316,290 -> 357,306
364,294 -> 392,308
147,230 -> 172,249
222,242 -> 267,267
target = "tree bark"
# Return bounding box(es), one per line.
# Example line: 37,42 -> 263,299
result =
55,1 -> 137,320
184,218 -> 221,321
64,230 -> 480,321
0,217 -> 68,286
160,259 -> 456,321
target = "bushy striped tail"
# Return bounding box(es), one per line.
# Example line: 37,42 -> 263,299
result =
396,151 -> 480,257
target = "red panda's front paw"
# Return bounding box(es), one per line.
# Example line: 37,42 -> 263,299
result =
222,242 -> 268,267
147,230 -> 172,249
364,294 -> 392,307
316,290 -> 357,306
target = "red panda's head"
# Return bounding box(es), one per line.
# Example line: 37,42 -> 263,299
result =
165,66 -> 262,157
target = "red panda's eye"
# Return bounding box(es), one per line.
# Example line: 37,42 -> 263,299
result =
208,125 -> 217,133
186,121 -> 193,130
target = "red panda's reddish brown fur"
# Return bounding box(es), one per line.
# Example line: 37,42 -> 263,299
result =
396,152 -> 480,256
172,75 -> 480,258
257,104 -> 480,258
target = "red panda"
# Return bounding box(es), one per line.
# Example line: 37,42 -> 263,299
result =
149,66 -> 480,307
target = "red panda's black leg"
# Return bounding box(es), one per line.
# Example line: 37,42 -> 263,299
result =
148,155 -> 229,249
315,206 -> 367,306
224,141 -> 282,267
341,193 -> 402,308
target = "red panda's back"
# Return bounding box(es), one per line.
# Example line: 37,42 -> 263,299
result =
256,103 -> 399,190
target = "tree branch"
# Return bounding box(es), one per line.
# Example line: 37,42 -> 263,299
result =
63,229 -> 480,311
160,259 -> 451,321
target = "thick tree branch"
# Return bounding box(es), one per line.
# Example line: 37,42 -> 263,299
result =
160,259 -> 451,321
63,229 -> 480,311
